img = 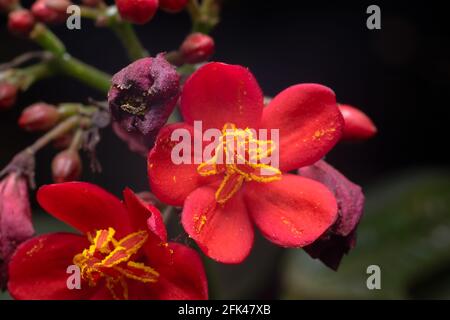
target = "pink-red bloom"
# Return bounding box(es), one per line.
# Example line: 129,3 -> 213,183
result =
8,182 -> 208,300
0,173 -> 34,289
148,62 -> 345,263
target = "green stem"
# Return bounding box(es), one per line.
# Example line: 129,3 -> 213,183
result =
15,62 -> 56,90
110,20 -> 148,61
30,24 -> 111,94
29,116 -> 81,153
56,55 -> 111,93
187,0 -> 219,34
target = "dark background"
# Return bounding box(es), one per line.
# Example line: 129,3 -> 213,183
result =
1,0 -> 450,299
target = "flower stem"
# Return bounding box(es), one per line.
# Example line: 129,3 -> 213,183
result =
109,17 -> 149,61
30,24 -> 111,94
11,62 -> 56,90
28,116 -> 81,154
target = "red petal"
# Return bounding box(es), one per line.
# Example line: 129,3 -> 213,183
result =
148,243 -> 208,300
339,104 -> 377,140
37,182 -> 133,237
8,233 -> 98,300
244,174 -> 338,247
180,62 -> 264,131
262,84 -> 344,172
122,188 -> 167,242
181,186 -> 254,263
148,123 -> 216,206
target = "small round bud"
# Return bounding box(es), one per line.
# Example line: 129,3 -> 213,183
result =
180,33 -> 215,64
159,0 -> 188,13
339,104 -> 377,141
51,149 -> 82,183
18,103 -> 60,132
8,9 -> 36,36
116,0 -> 159,25
0,0 -> 18,12
0,82 -> 18,111
31,0 -> 71,24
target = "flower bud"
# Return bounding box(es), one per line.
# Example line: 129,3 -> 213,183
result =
339,104 -> 377,141
159,0 -> 188,13
31,0 -> 72,24
18,103 -> 60,132
116,0 -> 159,25
8,9 -> 36,36
0,82 -> 18,111
0,0 -> 18,12
180,33 -> 215,64
51,150 -> 82,183
0,172 -> 34,288
108,54 -> 180,151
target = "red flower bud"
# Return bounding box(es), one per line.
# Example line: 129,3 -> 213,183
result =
180,33 -> 215,64
52,132 -> 74,150
0,82 -> 18,111
159,0 -> 188,13
51,150 -> 82,183
31,0 -> 72,24
0,0 -> 18,12
116,0 -> 159,25
0,172 -> 34,288
18,103 -> 60,132
339,104 -> 377,141
8,9 -> 36,36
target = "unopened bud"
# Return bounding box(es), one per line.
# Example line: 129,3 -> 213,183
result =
159,0 -> 188,13
0,82 -> 18,111
18,103 -> 60,132
31,0 -> 72,24
8,9 -> 36,36
339,104 -> 377,141
116,0 -> 159,25
180,33 -> 215,64
51,150 -> 82,183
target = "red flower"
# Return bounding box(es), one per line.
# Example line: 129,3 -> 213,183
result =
148,62 -> 345,263
7,182 -> 208,300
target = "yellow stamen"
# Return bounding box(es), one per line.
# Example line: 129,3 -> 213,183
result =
73,228 -> 159,300
197,123 -> 281,205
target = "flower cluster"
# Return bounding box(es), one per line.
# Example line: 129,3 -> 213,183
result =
0,0 -> 378,300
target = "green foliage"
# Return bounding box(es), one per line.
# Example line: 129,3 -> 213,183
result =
282,168 -> 450,299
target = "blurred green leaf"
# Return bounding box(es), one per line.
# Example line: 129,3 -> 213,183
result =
282,168 -> 450,299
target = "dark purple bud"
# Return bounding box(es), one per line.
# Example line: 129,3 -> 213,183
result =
298,160 -> 364,270
0,172 -> 34,289
108,54 -> 180,154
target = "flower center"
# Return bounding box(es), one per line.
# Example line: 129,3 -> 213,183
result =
73,228 -> 159,300
197,123 -> 282,204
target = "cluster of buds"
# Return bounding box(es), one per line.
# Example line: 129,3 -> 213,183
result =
5,0 -> 74,36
